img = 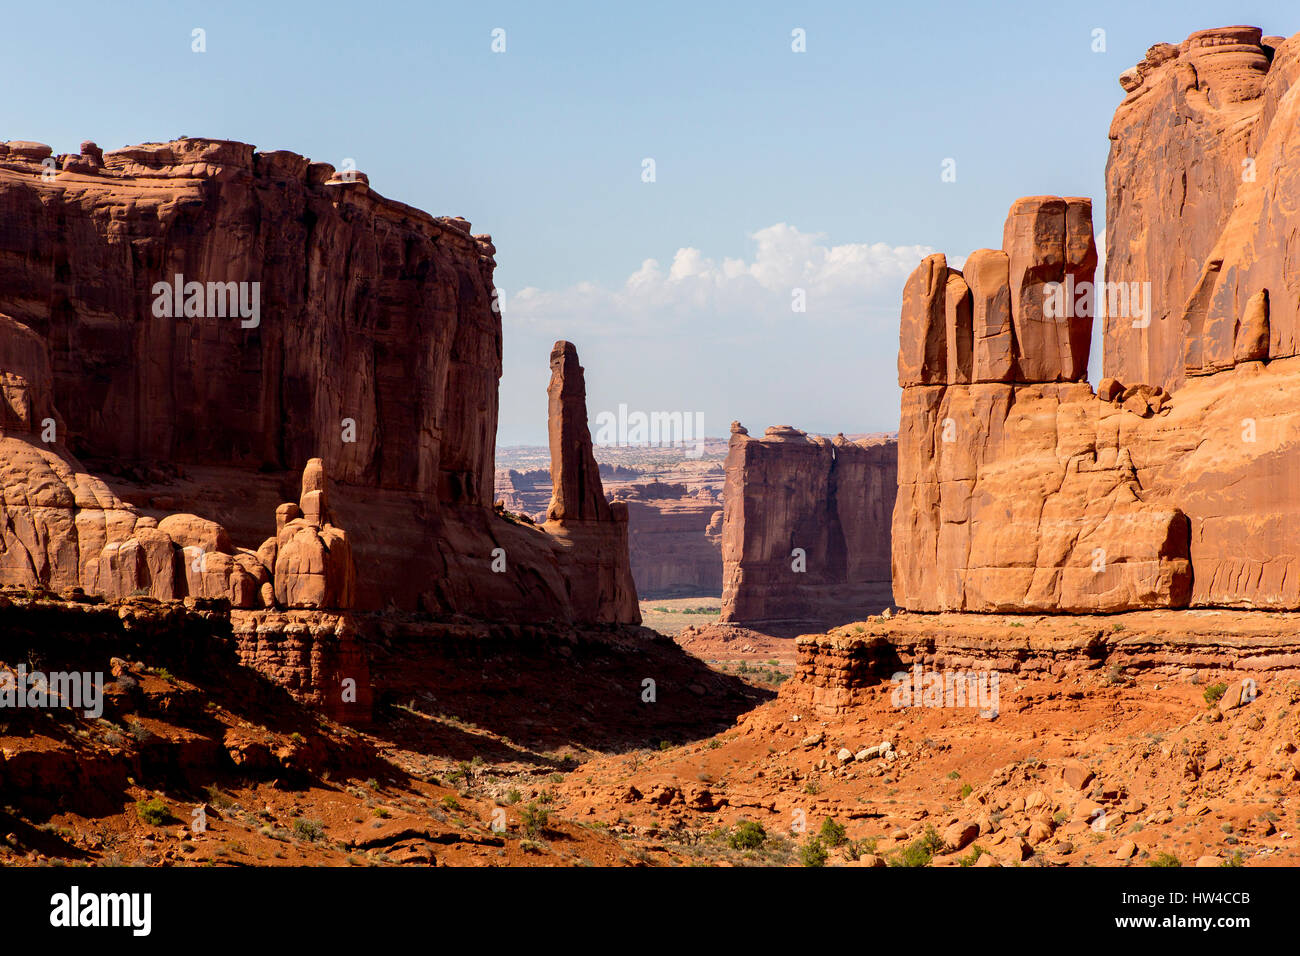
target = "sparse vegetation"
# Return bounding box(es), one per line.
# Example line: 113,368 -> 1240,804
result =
135,797 -> 170,826
519,802 -> 550,838
1204,682 -> 1228,707
889,825 -> 945,868
800,837 -> 828,867
818,818 -> 848,848
292,818 -> 325,842
728,820 -> 767,851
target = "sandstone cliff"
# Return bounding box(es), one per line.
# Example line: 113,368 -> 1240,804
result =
1106,28 -> 1300,390
614,482 -> 722,598
893,197 -> 1194,613
720,423 -> 896,626
894,58 -> 1300,612
0,139 -> 638,625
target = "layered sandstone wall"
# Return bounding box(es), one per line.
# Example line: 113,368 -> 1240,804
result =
0,139 -> 638,625
1105,28 -> 1300,390
893,29 -> 1300,612
793,611 -> 1300,717
493,470 -> 724,598
615,483 -> 722,598
892,198 -> 1194,613
719,423 -> 896,626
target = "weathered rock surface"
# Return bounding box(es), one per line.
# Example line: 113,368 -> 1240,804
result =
893,198 -> 1194,612
1105,28 -> 1300,389
0,139 -> 638,625
792,609 -> 1300,717
896,180 -> 1300,611
542,341 -> 640,624
613,482 -> 722,597
0,309 -> 357,609
720,423 -> 896,626
494,468 -> 723,599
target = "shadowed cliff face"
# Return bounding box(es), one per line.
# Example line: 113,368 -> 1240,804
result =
0,137 -> 498,502
0,139 -> 638,625
719,423 -> 896,627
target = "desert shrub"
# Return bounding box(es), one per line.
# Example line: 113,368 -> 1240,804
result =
728,820 -> 767,851
889,825 -> 945,868
819,818 -> 848,847
958,845 -> 986,867
1204,682 -> 1228,706
135,798 -> 170,826
293,818 -> 325,842
1148,852 -> 1181,868
520,802 -> 550,838
800,837 -> 828,867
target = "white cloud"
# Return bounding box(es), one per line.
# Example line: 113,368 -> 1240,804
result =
506,224 -> 934,337
495,224 -> 936,445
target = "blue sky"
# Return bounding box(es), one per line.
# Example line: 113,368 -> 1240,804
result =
3,0 -> 1293,443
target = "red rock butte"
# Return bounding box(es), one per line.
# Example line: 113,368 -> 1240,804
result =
0,137 -> 637,627
719,422 -> 896,627
892,26 -> 1300,614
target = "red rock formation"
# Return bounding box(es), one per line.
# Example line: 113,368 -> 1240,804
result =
1105,28 -> 1300,390
720,422 -> 896,626
542,341 -> 640,624
0,307 -> 357,610
614,482 -> 722,598
896,89 -> 1300,612
892,198 -> 1194,613
0,139 -> 638,625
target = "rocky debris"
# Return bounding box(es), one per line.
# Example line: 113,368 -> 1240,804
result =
943,820 -> 979,851
719,425 -> 895,626
1061,762 -> 1095,790
1217,678 -> 1258,713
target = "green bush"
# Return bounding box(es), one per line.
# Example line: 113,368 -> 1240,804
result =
889,825 -> 945,868
800,837 -> 828,867
818,818 -> 848,848
135,797 -> 170,826
1148,852 -> 1181,868
1204,682 -> 1228,706
293,818 -> 325,842
958,845 -> 986,867
728,820 -> 767,851
520,802 -> 550,838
